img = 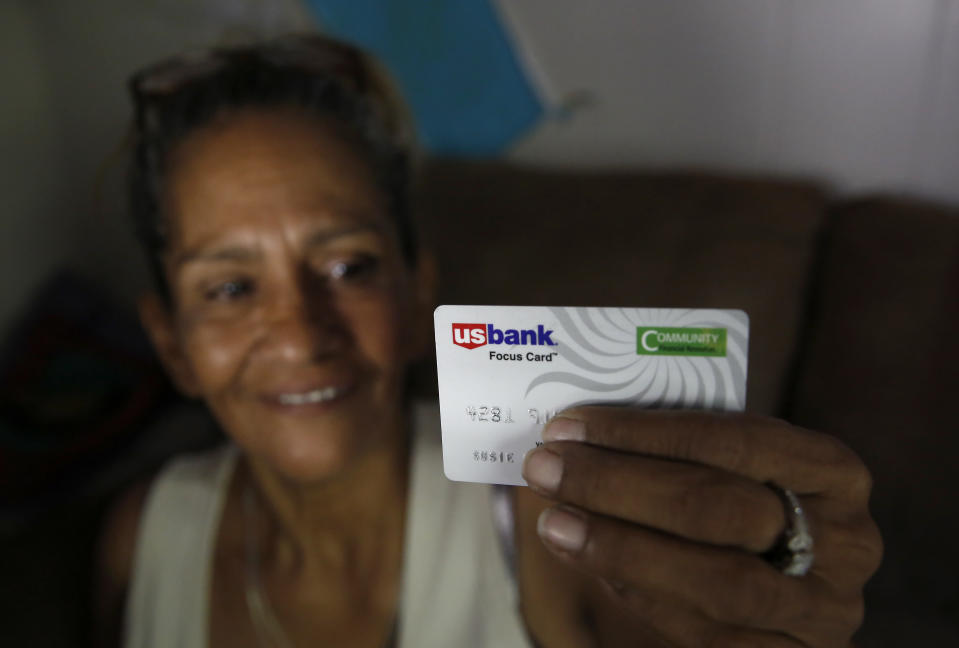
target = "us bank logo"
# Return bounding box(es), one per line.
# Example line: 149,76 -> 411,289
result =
636,327 -> 727,357
451,323 -> 558,350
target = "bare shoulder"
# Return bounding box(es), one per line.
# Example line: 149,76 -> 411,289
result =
93,478 -> 154,647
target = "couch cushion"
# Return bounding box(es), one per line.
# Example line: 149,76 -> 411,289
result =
788,197 -> 959,644
412,160 -> 827,414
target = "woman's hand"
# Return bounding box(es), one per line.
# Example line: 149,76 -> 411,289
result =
521,407 -> 882,647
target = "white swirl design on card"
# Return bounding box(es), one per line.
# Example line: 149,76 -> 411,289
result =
524,307 -> 749,411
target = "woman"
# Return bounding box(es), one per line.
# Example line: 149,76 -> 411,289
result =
97,34 -> 882,647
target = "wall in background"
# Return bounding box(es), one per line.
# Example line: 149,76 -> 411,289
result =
0,4 -> 68,336
0,0 -> 312,335
500,0 -> 959,203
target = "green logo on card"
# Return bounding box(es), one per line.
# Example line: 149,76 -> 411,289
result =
636,327 -> 727,357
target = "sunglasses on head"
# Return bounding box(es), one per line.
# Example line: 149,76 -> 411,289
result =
129,33 -> 371,102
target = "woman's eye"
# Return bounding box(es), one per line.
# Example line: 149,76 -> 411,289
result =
328,255 -> 380,282
205,279 -> 255,301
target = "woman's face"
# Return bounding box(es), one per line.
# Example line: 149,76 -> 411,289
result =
141,108 -> 431,483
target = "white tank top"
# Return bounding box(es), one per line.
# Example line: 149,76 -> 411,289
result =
123,402 -> 531,647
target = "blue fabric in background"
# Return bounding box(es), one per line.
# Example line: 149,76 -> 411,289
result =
303,0 -> 543,156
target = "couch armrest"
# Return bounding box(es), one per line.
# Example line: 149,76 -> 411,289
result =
788,196 -> 959,644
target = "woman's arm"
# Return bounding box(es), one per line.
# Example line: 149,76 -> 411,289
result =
93,481 -> 151,648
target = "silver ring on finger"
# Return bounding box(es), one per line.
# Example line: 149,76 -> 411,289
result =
763,483 -> 815,577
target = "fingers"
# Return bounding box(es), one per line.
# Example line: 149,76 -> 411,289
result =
802,505 -> 883,591
595,583 -> 809,648
524,441 -> 786,552
539,506 -> 863,647
523,441 -> 880,587
544,408 -> 872,499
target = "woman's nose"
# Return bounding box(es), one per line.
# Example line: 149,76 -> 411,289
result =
261,274 -> 347,362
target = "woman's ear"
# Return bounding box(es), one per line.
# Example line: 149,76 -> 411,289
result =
138,293 -> 200,398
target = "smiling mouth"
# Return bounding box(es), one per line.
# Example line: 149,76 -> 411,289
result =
276,386 -> 345,406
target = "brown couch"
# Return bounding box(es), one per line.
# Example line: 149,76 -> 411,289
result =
413,160 -> 959,645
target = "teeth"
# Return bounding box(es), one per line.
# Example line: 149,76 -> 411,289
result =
278,387 -> 341,405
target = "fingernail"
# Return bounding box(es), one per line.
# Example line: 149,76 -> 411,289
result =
538,507 -> 587,553
543,417 -> 585,442
523,447 -> 564,493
